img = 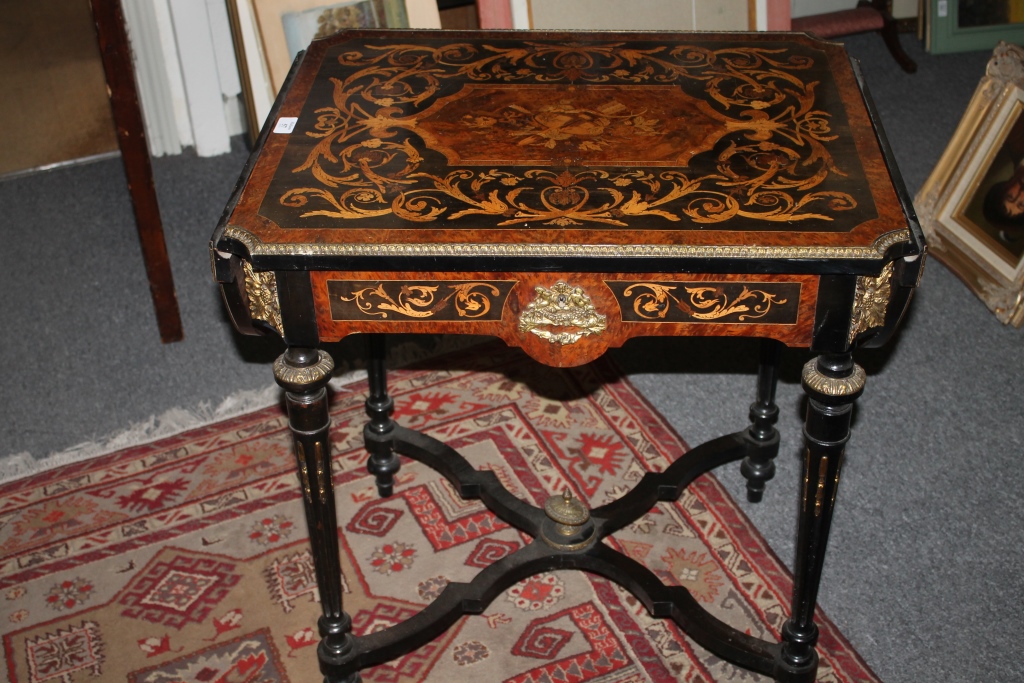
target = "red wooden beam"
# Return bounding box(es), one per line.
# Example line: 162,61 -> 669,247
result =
477,0 -> 513,28
767,0 -> 792,30
90,0 -> 184,343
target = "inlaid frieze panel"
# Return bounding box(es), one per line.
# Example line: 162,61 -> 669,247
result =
326,279 -> 515,321
311,271 -> 820,364
606,280 -> 802,325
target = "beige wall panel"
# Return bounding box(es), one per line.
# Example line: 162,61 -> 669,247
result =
695,0 -> 753,30
529,0 -> 695,30
892,0 -> 918,19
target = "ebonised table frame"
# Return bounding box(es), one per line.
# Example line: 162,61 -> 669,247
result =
211,29 -> 925,682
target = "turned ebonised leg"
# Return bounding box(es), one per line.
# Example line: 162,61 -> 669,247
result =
776,353 -> 865,683
742,339 -> 782,502
274,348 -> 360,683
364,334 -> 399,497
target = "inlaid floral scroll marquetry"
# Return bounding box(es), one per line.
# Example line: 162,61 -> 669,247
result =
262,38 -> 872,232
609,281 -> 799,324
326,280 -> 515,321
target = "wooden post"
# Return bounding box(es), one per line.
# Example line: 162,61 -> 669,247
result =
90,0 -> 183,343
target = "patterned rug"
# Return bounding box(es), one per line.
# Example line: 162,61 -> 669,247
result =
0,344 -> 878,683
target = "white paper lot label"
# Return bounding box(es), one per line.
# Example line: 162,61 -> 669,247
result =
273,117 -> 298,134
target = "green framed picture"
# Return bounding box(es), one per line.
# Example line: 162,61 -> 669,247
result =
929,0 -> 1024,54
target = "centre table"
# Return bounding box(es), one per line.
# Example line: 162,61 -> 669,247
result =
210,28 -> 923,682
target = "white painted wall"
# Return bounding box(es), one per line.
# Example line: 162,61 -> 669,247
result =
122,0 -> 250,157
121,0 -> 187,156
168,0 -> 233,156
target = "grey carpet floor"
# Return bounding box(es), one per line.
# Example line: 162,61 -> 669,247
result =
2,32 -> 1021,682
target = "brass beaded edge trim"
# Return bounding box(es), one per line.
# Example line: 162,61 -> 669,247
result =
222,226 -> 911,261
273,352 -> 336,388
801,359 -> 866,397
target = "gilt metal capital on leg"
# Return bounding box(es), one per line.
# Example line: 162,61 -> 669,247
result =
274,347 -> 334,394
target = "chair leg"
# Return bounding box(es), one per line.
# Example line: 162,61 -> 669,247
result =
864,0 -> 917,73
880,18 -> 917,73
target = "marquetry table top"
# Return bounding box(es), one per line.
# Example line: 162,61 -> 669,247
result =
213,29 -> 921,273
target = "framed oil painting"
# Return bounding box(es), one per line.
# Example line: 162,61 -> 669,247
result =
227,0 -> 441,143
916,42 -> 1024,326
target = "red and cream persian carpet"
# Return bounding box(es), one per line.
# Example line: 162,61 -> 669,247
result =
1,344 -> 879,683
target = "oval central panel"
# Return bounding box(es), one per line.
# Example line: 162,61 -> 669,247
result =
414,84 -> 729,167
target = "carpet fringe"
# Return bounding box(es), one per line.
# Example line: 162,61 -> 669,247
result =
0,371 -> 367,486
1,336 -> 486,485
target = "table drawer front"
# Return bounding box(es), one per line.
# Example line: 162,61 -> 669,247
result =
312,272 -> 818,365
325,279 -> 517,322
607,280 -> 803,325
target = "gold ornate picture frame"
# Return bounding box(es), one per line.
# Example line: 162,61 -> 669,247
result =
916,42 -> 1024,326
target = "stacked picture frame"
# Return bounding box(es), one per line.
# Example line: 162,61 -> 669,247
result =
917,42 -> 1024,326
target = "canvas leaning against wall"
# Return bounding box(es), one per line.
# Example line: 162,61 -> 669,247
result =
916,41 -> 1024,326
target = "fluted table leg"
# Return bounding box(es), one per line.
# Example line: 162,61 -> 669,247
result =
275,347 -> 360,683
776,353 -> 865,682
